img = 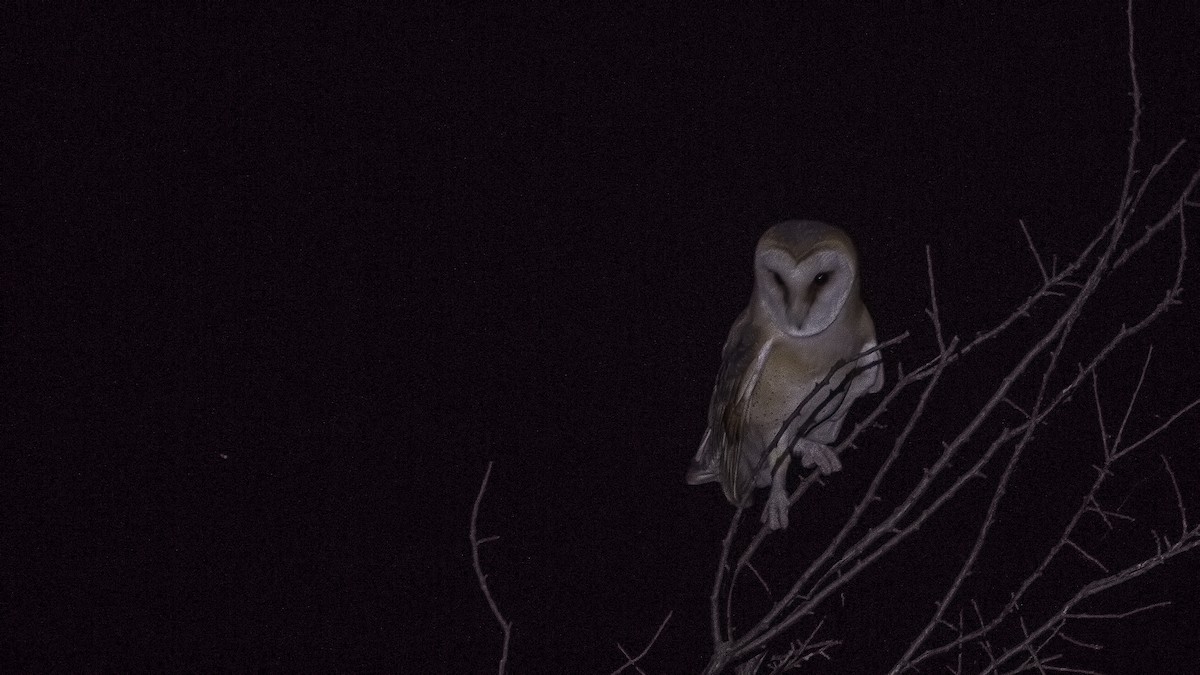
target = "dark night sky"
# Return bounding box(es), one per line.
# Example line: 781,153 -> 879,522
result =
6,2 -> 1200,673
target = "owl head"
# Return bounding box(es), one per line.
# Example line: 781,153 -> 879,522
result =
751,220 -> 862,338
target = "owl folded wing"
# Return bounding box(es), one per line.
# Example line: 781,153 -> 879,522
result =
687,310 -> 753,487
687,309 -> 772,506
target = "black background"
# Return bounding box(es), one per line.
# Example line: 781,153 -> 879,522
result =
6,2 -> 1200,673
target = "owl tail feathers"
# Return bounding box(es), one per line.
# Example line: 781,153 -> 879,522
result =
685,429 -> 720,485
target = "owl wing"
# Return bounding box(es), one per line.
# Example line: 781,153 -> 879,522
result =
686,309 -> 771,505
861,310 -> 884,394
864,339 -> 884,394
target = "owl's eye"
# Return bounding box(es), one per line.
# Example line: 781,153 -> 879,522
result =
813,271 -> 831,286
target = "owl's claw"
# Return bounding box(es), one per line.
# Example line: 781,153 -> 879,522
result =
762,483 -> 790,530
761,454 -> 792,530
794,439 -> 842,475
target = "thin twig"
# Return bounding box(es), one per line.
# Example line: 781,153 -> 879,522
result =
1064,601 -> 1172,621
925,245 -> 947,352
980,537 -> 1200,673
1161,456 -> 1190,539
1111,346 -> 1153,454
470,462 -> 512,675
1090,369 -> 1110,457
610,610 -> 674,675
1116,0 -> 1142,222
1114,395 -> 1200,460
1019,219 -> 1049,282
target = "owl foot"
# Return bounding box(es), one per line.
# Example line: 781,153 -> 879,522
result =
761,455 -> 791,530
794,438 -> 842,475
761,482 -> 790,530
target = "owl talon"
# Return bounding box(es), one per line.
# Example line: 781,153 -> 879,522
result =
795,439 -> 842,475
762,486 -> 790,530
759,453 -> 792,530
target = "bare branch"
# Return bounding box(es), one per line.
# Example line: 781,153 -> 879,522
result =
1112,346 -> 1152,454
1089,371 -> 1110,458
1161,456 -> 1190,539
982,539 -> 1200,675
470,462 -> 512,675
1112,145 -> 1197,270
1063,539 -> 1109,574
746,562 -> 771,597
925,245 -> 947,352
1064,601 -> 1172,621
612,646 -> 646,675
711,504 -> 747,647
1115,0 -> 1142,221
1113,395 -> 1200,460
610,610 -> 673,675
1057,632 -> 1102,651
1019,219 -> 1049,283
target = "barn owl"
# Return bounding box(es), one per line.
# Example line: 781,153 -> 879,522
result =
686,221 -> 883,530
